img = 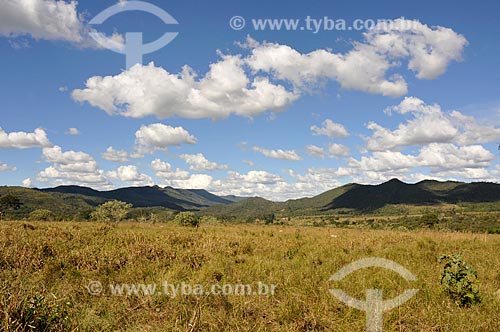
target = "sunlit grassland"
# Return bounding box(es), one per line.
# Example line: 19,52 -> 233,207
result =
1,221 -> 500,331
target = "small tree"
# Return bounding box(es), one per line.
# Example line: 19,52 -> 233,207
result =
28,209 -> 55,221
0,195 -> 22,220
90,200 -> 132,224
174,211 -> 200,228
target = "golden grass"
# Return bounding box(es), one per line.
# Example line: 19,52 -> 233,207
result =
1,221 -> 499,331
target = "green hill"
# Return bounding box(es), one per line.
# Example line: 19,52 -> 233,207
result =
0,185 -> 245,219
200,197 -> 279,221
38,185 -> 239,211
3,179 -> 500,220
0,186 -> 102,219
203,179 -> 500,216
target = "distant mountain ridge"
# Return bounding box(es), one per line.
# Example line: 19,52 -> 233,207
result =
37,185 -> 238,210
202,179 -> 500,217
2,179 -> 500,219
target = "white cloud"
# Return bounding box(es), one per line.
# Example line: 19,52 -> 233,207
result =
101,146 -> 130,163
252,146 -> 302,161
134,123 -> 197,154
242,159 -> 255,166
208,170 -> 287,198
246,39 -> 408,97
348,151 -> 418,173
65,127 -> 80,135
72,58 -> 298,119
0,127 -> 52,149
311,119 -> 349,138
306,145 -> 326,158
367,97 -> 452,151
246,19 -> 466,96
22,178 -> 32,187
450,111 -> 500,145
151,158 -> 212,189
38,145 -> 112,188
73,20 -> 466,120
107,165 -> 153,186
0,162 -> 16,172
366,19 -> 468,79
366,97 -> 500,151
0,0 -> 83,42
0,0 -> 125,49
418,143 -> 494,171
347,143 -> 495,182
58,86 -> 68,92
328,143 -> 350,157
179,153 -> 228,171
209,168 -> 345,201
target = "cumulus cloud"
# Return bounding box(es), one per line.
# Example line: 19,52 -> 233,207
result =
450,111 -> 500,145
247,40 -> 408,97
101,146 -> 130,163
208,168 -> 346,200
179,153 -> 228,171
306,145 -> 326,158
0,127 -> 52,149
151,158 -> 212,189
134,123 -> 197,154
252,146 -> 302,161
0,0 -> 125,49
328,143 -> 350,157
107,165 -> 153,186
0,162 -> 16,172
347,143 -> 495,182
247,19 -> 466,95
0,0 -> 83,42
65,127 -> 80,135
366,19 -> 468,79
38,145 -> 111,188
208,170 -> 286,198
72,19 -> 467,119
365,97 -> 500,151
311,119 -> 349,138
72,58 -> 298,119
22,178 -> 32,187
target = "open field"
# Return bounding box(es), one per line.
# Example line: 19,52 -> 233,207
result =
1,221 -> 500,331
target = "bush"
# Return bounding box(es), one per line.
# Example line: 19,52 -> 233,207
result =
439,254 -> 481,307
90,200 -> 132,224
174,212 -> 200,227
420,212 -> 439,227
6,294 -> 70,331
28,209 -> 55,221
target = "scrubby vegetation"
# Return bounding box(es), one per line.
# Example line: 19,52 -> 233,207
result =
174,211 -> 200,227
0,221 -> 499,331
439,254 -> 481,307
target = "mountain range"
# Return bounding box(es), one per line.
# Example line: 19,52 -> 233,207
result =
1,178 -> 500,219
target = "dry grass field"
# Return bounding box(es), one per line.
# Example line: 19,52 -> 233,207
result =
1,221 -> 500,331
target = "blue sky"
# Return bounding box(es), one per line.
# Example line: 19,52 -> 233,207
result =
1,0 -> 500,200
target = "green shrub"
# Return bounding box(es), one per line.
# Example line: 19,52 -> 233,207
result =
28,209 -> 55,221
439,254 -> 481,307
90,200 -> 132,224
5,294 -> 70,331
174,211 -> 200,227
420,212 -> 439,227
